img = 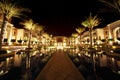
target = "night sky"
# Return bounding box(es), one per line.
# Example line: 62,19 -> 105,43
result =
12,0 -> 119,37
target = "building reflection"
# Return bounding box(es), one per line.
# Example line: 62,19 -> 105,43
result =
0,48 -> 54,79
82,50 -> 120,74
0,57 -> 14,75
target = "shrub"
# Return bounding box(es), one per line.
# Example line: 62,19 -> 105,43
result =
0,49 -> 7,54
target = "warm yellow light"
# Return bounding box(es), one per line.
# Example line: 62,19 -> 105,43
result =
54,43 -> 57,46
112,46 -> 116,49
63,43 -> 66,47
109,41 -> 113,45
78,53 -> 81,56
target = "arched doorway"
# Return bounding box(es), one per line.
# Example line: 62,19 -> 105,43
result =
113,27 -> 120,44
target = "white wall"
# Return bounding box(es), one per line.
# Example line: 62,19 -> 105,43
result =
16,29 -> 24,40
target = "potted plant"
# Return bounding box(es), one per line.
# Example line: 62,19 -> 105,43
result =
17,39 -> 22,44
4,38 -> 8,43
11,39 -> 16,44
101,39 -> 106,42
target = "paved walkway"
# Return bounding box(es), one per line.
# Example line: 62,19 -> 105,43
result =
35,50 -> 85,80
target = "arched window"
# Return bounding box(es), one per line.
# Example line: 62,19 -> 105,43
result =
116,28 -> 120,41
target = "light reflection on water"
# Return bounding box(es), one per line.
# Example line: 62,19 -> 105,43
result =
0,49 -> 55,77
68,48 -> 120,74
0,51 -> 32,76
0,57 -> 14,76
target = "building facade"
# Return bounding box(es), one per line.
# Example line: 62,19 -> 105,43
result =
81,20 -> 120,46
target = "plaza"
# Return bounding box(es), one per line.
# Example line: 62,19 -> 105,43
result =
0,0 -> 120,80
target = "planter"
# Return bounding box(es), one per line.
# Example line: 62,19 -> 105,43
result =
17,39 -> 22,44
11,39 -> 16,44
4,38 -> 8,43
0,49 -> 7,54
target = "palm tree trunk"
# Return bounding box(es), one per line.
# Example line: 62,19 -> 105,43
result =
0,14 -> 7,50
28,31 -> 31,48
89,28 -> 93,48
89,28 -> 93,61
79,35 -> 82,46
89,28 -> 96,74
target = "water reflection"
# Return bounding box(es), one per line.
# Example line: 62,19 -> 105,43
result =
0,57 -> 14,76
68,48 -> 120,74
106,55 -> 120,73
67,48 -> 120,80
14,54 -> 22,67
94,53 -> 120,74
0,48 -> 54,80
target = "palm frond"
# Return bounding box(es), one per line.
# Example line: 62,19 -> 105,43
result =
76,27 -> 85,34
34,24 -> 45,33
71,33 -> 78,37
20,19 -> 36,31
81,20 -> 90,28
82,13 -> 101,29
118,0 -> 120,6
42,33 -> 50,39
99,0 -> 120,13
0,0 -> 30,20
99,0 -> 115,8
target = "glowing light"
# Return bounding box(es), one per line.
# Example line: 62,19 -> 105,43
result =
112,46 -> 116,49
78,53 -> 81,56
54,43 -> 57,46
57,43 -> 63,49
63,43 -> 66,47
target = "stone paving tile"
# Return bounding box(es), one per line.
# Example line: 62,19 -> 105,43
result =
35,50 -> 85,80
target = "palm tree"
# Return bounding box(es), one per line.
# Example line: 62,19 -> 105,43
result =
81,13 -> 101,48
34,24 -> 45,45
71,32 -> 78,38
34,24 -> 44,38
98,0 -> 120,13
42,32 -> 50,39
76,27 -> 85,45
71,32 -> 78,46
20,19 -> 43,49
82,13 -> 101,73
0,0 -> 30,50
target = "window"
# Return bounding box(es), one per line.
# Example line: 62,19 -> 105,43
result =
116,28 -> 120,40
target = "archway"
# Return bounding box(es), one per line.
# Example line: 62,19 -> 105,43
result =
113,27 -> 120,44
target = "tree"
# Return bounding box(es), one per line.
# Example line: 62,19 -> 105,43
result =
98,0 -> 120,19
34,24 -> 44,39
20,19 -> 44,48
81,13 -> 101,48
76,27 -> 85,45
81,13 -> 101,73
71,33 -> 78,46
0,0 -> 30,50
98,0 -> 120,13
71,33 -> 78,38
34,24 -> 45,47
